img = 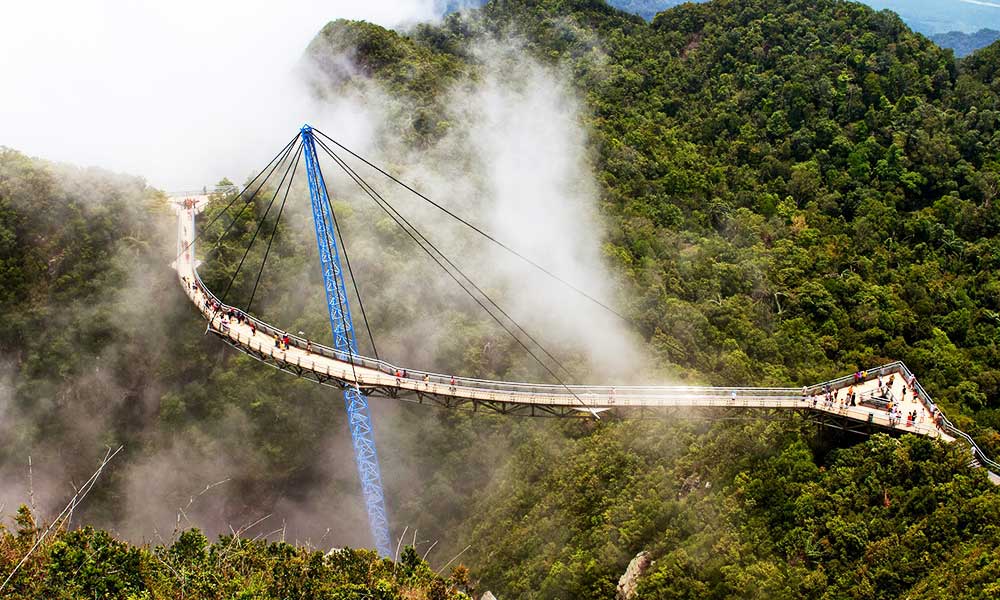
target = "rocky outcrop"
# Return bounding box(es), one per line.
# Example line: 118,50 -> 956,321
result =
616,551 -> 652,600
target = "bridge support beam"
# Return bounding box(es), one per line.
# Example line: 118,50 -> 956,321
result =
301,125 -> 392,557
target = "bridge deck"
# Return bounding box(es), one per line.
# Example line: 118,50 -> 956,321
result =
171,198 -> 958,441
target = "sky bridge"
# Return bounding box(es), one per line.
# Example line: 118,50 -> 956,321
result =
173,195 -> 951,434
170,126 -> 1000,554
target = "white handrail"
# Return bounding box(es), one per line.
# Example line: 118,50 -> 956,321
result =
175,204 -> 997,473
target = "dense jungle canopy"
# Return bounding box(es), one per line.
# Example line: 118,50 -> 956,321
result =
1,0 -> 999,598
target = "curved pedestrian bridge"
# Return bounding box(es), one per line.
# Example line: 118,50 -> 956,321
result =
173,199 -> 969,444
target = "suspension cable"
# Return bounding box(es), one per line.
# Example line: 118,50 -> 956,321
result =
174,133 -> 298,262
314,138 -> 598,417
207,140 -> 301,327
312,127 -> 628,323
247,146 -> 301,313
204,139 -> 299,263
315,136 -> 572,379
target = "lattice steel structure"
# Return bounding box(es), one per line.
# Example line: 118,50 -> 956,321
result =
300,125 -> 391,557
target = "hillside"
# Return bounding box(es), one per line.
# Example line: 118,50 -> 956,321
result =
334,0 -> 1000,432
306,0 -> 1000,595
449,0 -> 1000,52
2,0 -> 1000,598
930,29 -> 1000,58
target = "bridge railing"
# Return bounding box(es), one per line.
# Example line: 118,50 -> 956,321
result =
182,252 -> 999,471
183,269 -> 802,399
803,361 -> 909,395
805,360 -> 998,472
168,185 -> 240,197
889,363 -> 1000,472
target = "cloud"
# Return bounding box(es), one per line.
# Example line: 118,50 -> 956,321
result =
958,0 -> 1000,9
0,3 -> 652,551
0,0 -> 442,191
288,33 -> 646,382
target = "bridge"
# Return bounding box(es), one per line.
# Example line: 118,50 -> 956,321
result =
171,126 -> 1000,553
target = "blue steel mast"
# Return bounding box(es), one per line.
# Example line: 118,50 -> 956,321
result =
300,125 -> 391,557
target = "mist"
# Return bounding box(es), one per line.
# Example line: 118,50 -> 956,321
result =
0,1 -> 652,554
291,32 -> 646,381
0,0 -> 447,191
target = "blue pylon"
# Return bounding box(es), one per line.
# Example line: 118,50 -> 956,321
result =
300,125 -> 391,557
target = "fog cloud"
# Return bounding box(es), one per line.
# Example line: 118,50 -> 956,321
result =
0,1 -> 653,551
0,0 -> 445,191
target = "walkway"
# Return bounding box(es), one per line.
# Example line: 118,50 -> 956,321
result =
170,196 -> 964,444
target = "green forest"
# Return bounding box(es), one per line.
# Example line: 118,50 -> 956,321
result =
2,0 -> 1000,597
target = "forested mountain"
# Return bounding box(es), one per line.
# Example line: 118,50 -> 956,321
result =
930,29 -> 1000,58
364,0 -> 1000,431
450,0 -> 1000,54
2,0 -> 1000,598
864,0 -> 1000,36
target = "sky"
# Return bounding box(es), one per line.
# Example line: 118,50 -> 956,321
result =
5,0 -> 1000,193
862,0 -> 1000,34
0,0 -> 441,191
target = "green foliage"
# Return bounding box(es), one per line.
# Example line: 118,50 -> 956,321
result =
0,514 -> 462,599
323,0 -> 999,429
453,419 -> 1000,599
6,0 -> 1000,597
301,1 -> 1000,596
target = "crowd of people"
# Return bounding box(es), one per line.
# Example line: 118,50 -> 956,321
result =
801,367 -> 943,431
183,275 -> 951,432
182,274 -> 478,396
